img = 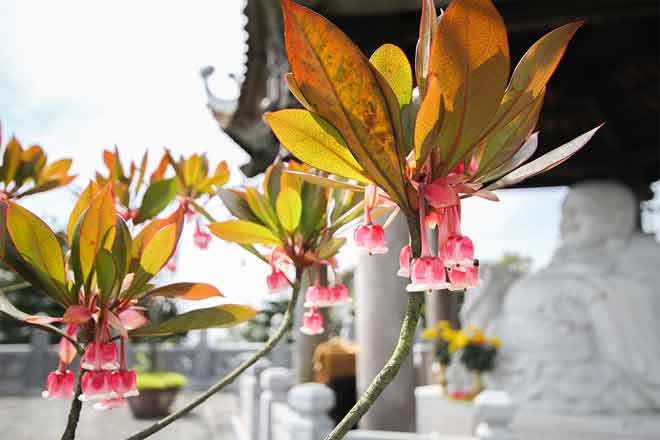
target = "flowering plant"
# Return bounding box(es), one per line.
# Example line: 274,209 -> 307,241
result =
210,159 -> 368,335
0,125 -> 75,200
423,321 -> 501,371
263,0 -> 601,437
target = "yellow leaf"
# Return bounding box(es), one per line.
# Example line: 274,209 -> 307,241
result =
140,223 -> 177,274
208,220 -> 282,246
78,185 -> 116,282
67,181 -> 100,245
370,44 -> 413,109
276,188 -> 302,232
6,201 -> 67,302
264,110 -> 370,184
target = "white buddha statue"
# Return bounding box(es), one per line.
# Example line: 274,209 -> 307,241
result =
480,181 -> 660,413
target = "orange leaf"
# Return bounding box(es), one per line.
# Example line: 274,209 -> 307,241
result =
429,0 -> 510,174
147,282 -> 223,300
414,74 -> 444,168
281,0 -> 408,208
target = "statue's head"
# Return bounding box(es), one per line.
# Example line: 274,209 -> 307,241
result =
560,181 -> 637,250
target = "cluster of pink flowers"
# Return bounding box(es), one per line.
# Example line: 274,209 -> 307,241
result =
39,275 -> 147,410
357,169 -> 480,293
300,263 -> 350,335
79,338 -> 139,410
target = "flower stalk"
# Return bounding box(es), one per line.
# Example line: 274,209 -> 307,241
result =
60,370 -> 84,440
123,270 -> 303,440
323,212 -> 424,440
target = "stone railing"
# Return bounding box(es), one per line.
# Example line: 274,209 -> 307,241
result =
0,328 -> 291,395
236,366 -> 513,440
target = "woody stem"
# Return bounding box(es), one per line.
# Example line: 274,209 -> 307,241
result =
123,269 -> 304,440
322,211 -> 424,440
60,368 -> 84,440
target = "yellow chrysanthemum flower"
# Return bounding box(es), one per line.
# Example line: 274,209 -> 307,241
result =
422,328 -> 439,341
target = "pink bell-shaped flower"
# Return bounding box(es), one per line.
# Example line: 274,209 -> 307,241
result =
110,370 -> 139,398
406,256 -> 449,292
442,235 -> 474,268
300,307 -> 324,335
397,245 -> 411,277
354,224 -> 388,255
304,286 -> 332,307
80,371 -> 113,401
93,397 -> 127,411
193,224 -> 212,250
447,266 -> 479,291
42,370 -> 75,399
329,284 -> 350,305
266,270 -> 289,293
81,342 -> 119,371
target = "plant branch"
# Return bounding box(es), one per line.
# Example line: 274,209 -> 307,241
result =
61,369 -> 84,440
323,292 -> 423,439
123,271 -> 303,440
322,210 -> 424,440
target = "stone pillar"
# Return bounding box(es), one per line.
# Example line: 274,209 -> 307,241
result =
239,357 -> 272,440
287,383 -> 336,440
355,214 -> 416,431
259,367 -> 294,440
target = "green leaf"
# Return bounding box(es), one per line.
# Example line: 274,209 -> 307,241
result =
486,125 -> 603,191
276,188 -> 302,233
263,162 -> 283,206
112,216 -> 132,278
299,181 -> 327,240
208,220 -> 282,246
246,188 -> 280,231
317,237 -> 346,260
217,188 -> 259,223
281,0 -> 408,207
95,249 -> 117,306
146,282 -> 222,300
264,110 -> 370,184
135,178 -> 179,223
370,44 -> 413,109
6,201 -> 67,302
128,304 -> 257,337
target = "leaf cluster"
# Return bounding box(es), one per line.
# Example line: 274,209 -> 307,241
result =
266,0 -> 602,216
211,160 -> 362,267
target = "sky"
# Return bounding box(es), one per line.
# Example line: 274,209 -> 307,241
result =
0,0 -> 572,314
